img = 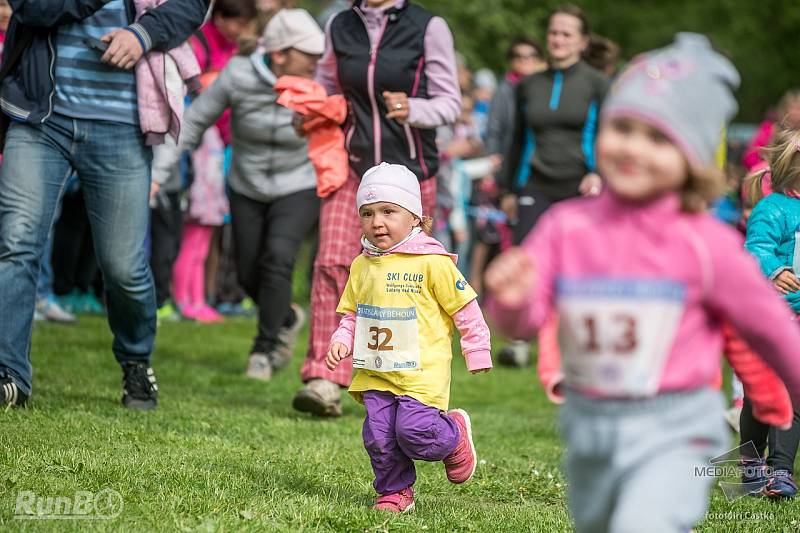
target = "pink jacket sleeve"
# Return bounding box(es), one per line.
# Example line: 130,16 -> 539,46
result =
452,300 -> 492,372
705,225 -> 800,409
314,15 -> 342,97
722,320 -> 793,429
537,312 -> 565,404
406,16 -> 461,129
486,210 -> 560,341
330,311 -> 356,352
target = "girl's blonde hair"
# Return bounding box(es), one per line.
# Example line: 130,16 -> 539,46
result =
418,215 -> 434,234
745,128 -> 800,205
681,164 -> 726,213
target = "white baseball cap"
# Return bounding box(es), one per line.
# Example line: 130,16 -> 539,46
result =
262,9 -> 325,55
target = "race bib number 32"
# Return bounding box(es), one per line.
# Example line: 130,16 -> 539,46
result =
557,278 -> 686,397
353,304 -> 421,372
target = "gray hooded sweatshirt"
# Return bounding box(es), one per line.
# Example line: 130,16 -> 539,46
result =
177,53 -> 316,203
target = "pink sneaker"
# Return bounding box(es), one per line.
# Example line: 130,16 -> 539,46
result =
443,409 -> 477,484
183,304 -> 224,323
372,487 -> 414,512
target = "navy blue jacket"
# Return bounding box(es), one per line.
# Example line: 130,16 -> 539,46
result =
0,0 -> 209,124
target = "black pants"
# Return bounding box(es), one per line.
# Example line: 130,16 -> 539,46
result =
52,190 -> 99,295
149,192 -> 183,308
214,223 -> 247,305
513,185 -> 571,245
229,188 -> 319,352
740,396 -> 800,473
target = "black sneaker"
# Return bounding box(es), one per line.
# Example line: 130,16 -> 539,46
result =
1,377 -> 28,408
121,363 -> 158,411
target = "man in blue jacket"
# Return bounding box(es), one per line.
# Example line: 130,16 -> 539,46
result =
0,0 -> 209,410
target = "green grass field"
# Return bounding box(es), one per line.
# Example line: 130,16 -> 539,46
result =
0,314 -> 797,532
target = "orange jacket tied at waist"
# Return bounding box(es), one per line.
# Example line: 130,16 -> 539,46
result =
274,76 -> 348,198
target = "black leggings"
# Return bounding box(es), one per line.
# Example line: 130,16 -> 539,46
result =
149,192 -> 183,307
229,188 -> 319,352
52,190 -> 99,295
739,396 -> 800,473
513,185 -> 575,245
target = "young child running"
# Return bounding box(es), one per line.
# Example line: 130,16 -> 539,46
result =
324,162 -> 492,513
739,128 -> 800,499
485,33 -> 800,533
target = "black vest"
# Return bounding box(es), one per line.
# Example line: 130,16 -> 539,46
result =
330,2 -> 438,181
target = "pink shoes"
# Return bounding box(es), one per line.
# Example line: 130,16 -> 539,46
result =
372,487 -> 414,513
180,303 -> 224,323
443,409 -> 477,484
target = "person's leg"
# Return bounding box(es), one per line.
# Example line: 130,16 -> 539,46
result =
740,396 -> 770,458
559,401 -> 618,533
149,193 -> 182,308
512,187 -> 556,245
362,391 -> 416,495
300,177 -> 360,382
394,395 -> 460,462
185,224 -> 215,313
608,391 -> 728,533
228,191 -> 266,306
51,189 -> 85,296
214,222 -> 248,308
172,223 -> 205,309
764,410 -> 800,498
0,118 -> 74,400
257,188 -> 319,363
35,225 -> 77,324
72,119 -> 155,367
204,227 -> 221,306
767,411 -> 800,472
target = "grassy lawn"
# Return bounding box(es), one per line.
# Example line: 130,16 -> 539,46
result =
0,314 -> 797,532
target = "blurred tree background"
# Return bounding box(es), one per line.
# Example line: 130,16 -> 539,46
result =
301,0 -> 800,122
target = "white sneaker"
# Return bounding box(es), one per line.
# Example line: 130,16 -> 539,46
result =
36,298 -> 77,324
245,352 -> 272,381
724,406 -> 742,433
497,340 -> 531,367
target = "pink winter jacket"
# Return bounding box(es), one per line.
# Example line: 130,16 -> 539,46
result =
134,0 -> 202,145
331,231 -> 493,372
487,190 -> 800,407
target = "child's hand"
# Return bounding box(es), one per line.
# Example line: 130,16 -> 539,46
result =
484,247 -> 535,307
470,368 -> 491,375
326,342 -> 350,370
773,270 -> 800,294
579,172 -> 603,197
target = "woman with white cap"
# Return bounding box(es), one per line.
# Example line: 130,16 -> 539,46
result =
171,9 -> 326,379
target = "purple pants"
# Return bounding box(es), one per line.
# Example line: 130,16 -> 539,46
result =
362,391 -> 460,495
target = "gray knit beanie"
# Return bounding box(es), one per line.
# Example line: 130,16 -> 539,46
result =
602,33 -> 740,167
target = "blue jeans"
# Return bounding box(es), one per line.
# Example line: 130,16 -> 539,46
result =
0,114 -> 155,395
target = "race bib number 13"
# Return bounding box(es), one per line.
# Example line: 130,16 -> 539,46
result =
557,278 -> 686,397
353,304 -> 421,372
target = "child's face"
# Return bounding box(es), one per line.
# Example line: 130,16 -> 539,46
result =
271,48 -> 321,79
359,202 -> 419,250
0,0 -> 11,32
597,116 -> 688,203
213,15 -> 256,44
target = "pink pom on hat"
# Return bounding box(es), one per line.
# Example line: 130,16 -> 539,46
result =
356,163 -> 423,218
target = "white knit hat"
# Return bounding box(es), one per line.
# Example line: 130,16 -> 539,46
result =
356,163 -> 422,218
